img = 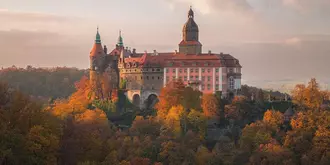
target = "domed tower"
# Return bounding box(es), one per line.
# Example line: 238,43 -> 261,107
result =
179,6 -> 202,54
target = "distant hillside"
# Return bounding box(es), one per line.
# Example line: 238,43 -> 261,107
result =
241,84 -> 289,101
0,66 -> 87,99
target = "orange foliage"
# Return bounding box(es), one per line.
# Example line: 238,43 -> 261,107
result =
291,78 -> 325,110
201,94 -> 219,118
156,80 -> 185,117
263,110 -> 284,127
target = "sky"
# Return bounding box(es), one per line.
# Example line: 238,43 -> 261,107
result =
1,0 -> 330,91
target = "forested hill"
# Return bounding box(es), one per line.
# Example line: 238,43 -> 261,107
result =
0,66 -> 87,99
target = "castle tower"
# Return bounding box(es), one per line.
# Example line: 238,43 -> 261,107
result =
116,30 -> 124,49
89,27 -> 106,99
179,6 -> 202,54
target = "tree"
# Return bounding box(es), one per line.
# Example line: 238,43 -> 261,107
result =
292,84 -> 306,107
201,94 -> 220,118
263,110 -> 284,127
291,78 -> 324,110
304,78 -> 323,110
156,80 -> 185,117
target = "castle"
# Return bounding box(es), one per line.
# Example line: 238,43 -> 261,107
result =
89,7 -> 242,109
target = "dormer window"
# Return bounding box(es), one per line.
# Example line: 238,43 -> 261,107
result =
204,62 -> 209,66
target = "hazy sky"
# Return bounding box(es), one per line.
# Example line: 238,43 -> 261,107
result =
1,0 -> 330,91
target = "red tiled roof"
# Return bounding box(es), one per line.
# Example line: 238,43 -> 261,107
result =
90,43 -> 105,57
121,51 -> 241,68
169,53 -> 219,60
179,40 -> 202,45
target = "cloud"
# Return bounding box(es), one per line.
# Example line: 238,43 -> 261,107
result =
165,0 -> 252,15
0,9 -> 89,35
0,30 -> 90,68
284,37 -> 302,46
282,0 -> 330,12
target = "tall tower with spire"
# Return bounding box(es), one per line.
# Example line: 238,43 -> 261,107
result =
116,30 -> 124,50
179,6 -> 202,54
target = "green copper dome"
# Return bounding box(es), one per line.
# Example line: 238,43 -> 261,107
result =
95,27 -> 101,44
117,30 -> 124,47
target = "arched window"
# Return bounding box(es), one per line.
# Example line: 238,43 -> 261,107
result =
229,76 -> 235,90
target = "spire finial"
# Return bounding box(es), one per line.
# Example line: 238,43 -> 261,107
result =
95,26 -> 101,44
188,6 -> 194,18
117,29 -> 124,47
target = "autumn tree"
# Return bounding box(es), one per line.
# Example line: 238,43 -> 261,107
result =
202,94 -> 220,118
291,78 -> 325,110
0,82 -> 61,165
263,110 -> 284,127
156,80 -> 185,117
224,96 -> 252,123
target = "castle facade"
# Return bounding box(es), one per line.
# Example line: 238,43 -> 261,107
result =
89,7 -> 242,108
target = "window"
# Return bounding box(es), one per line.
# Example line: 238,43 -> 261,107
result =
141,76 -> 143,80
184,69 -> 187,73
216,85 -> 219,90
184,76 -> 187,81
158,77 -> 160,80
135,76 -> 137,80
207,76 -> 211,82
152,76 -> 154,80
172,69 -> 176,73
166,68 -> 169,73
172,76 -> 176,80
157,69 -> 161,71
207,84 -> 211,90
179,76 -> 182,80
190,69 -> 194,73
207,69 -> 211,73
216,76 -> 219,82
229,68 -> 233,73
195,76 -> 199,80
216,68 -> 219,73
190,76 -> 193,80
229,76 -> 235,90
202,76 -> 205,81
147,76 -> 149,80
195,68 -> 198,73
179,69 -> 182,73
202,84 -> 205,90
152,69 -> 155,71
237,68 -> 241,73
202,68 -> 205,73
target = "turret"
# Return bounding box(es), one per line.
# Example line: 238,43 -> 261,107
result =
116,30 -> 124,49
89,27 -> 106,71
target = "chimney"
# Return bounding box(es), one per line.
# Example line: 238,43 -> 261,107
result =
208,50 -> 211,55
220,52 -> 223,55
104,45 -> 108,54
175,50 -> 178,54
133,48 -> 136,54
